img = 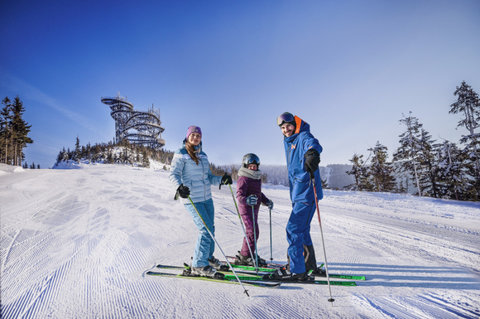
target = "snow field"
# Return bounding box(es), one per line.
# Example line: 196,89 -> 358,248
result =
1,164 -> 479,318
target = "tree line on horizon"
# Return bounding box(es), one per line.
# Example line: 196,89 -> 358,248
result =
55,138 -> 174,169
55,137 -> 331,187
1,96 -> 33,167
54,137 -> 251,182
53,81 -> 478,202
346,81 -> 480,202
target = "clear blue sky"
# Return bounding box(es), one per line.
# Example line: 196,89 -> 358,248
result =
1,0 -> 479,169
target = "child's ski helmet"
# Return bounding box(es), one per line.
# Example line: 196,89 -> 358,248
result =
242,153 -> 260,168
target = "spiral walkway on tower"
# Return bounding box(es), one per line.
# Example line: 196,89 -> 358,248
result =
101,95 -> 165,149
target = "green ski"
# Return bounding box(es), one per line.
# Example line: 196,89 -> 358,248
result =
154,264 -> 359,286
145,270 -> 281,288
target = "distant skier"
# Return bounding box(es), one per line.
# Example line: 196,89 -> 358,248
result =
274,112 -> 325,281
234,153 -> 274,267
169,125 -> 232,278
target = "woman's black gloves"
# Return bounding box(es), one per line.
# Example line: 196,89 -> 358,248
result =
219,173 -> 233,189
177,184 -> 190,198
221,173 -> 232,185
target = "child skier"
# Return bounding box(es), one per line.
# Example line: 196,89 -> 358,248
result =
234,153 -> 273,267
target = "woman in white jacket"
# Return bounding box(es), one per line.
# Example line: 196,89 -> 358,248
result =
169,125 -> 232,278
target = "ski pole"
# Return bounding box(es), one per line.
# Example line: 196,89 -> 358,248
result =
310,174 -> 335,303
187,196 -> 250,297
269,207 -> 273,261
250,203 -> 259,274
228,185 -> 258,269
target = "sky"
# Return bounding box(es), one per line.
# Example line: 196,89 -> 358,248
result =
1,0 -> 479,169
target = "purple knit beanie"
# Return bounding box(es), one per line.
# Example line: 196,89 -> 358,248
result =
186,125 -> 202,139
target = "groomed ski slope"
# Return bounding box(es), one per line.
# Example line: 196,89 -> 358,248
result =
1,163 -> 479,318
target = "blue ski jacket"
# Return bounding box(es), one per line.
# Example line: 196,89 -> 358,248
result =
283,116 -> 323,203
169,142 -> 222,203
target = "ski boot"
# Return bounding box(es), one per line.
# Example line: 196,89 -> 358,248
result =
234,252 -> 252,265
263,268 -> 314,282
208,256 -> 229,271
310,267 -> 326,277
189,265 -> 225,279
304,244 -> 326,276
235,251 -> 268,267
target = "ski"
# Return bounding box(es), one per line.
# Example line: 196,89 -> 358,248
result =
222,263 -> 277,273
222,259 -> 366,280
155,262 -> 277,273
147,270 -> 357,287
145,271 -> 281,288
156,263 -> 365,280
327,274 -> 366,281
226,256 -> 284,269
288,279 -> 357,286
227,264 -> 365,280
156,263 -> 274,275
154,264 -> 358,286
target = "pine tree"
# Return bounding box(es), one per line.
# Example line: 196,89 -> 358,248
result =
107,150 -> 114,164
450,81 -> 480,200
86,143 -> 92,161
6,97 -> 33,166
346,154 -> 361,190
368,141 -> 396,192
1,97 -> 13,164
416,128 -> 440,198
346,153 -> 371,191
73,136 -> 81,162
393,112 -> 424,196
435,140 -> 469,200
61,147 -> 69,162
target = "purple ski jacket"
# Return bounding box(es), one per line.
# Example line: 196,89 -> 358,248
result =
236,175 -> 269,216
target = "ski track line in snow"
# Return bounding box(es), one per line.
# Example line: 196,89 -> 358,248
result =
354,294 -> 430,319
254,295 -> 317,319
354,292 -> 480,319
2,249 -> 76,319
418,292 -> 480,318
1,229 -> 20,272
329,223 -> 476,286
322,200 -> 480,239
325,206 -> 479,272
1,230 -> 57,292
144,274 -> 240,318
321,208 -> 480,299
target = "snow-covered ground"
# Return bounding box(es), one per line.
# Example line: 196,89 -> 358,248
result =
1,163 -> 479,318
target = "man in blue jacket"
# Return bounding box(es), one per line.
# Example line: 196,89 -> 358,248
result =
276,112 -> 325,281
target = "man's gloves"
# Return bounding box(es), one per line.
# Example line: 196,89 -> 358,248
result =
177,184 -> 190,199
304,149 -> 320,175
221,173 -> 233,185
265,199 -> 274,210
246,195 -> 258,206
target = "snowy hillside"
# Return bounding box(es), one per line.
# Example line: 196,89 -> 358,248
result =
1,164 -> 479,318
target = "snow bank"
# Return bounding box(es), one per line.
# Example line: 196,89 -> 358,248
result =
0,163 -> 25,175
